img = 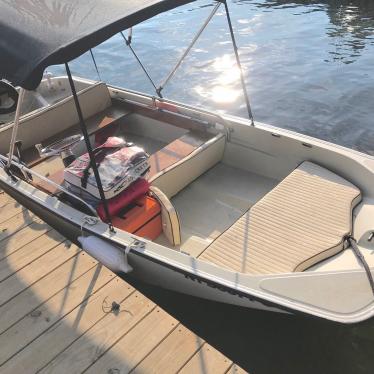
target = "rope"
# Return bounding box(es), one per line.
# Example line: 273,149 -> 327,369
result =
346,235 -> 374,296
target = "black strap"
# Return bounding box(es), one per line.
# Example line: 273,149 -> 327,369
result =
81,145 -> 122,189
346,235 -> 374,296
66,63 -> 114,231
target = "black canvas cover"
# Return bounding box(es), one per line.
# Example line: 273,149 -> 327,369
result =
0,0 -> 195,90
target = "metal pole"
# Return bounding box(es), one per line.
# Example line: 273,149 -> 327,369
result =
90,49 -> 102,81
157,1 -> 221,95
120,32 -> 162,98
222,0 -> 254,125
7,88 -> 26,167
65,63 -> 114,231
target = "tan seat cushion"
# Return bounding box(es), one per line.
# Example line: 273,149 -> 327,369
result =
199,161 -> 362,274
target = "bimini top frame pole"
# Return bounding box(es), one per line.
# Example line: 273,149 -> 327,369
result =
7,88 -> 26,168
157,1 -> 221,96
120,31 -> 162,98
221,0 -> 254,125
154,0 -> 254,125
65,63 -> 114,231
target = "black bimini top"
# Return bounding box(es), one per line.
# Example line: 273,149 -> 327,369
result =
0,0 -> 195,90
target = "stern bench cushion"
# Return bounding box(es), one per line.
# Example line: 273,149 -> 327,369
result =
199,161 -> 362,274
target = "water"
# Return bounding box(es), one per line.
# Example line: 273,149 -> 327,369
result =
53,0 -> 374,156
53,1 -> 374,372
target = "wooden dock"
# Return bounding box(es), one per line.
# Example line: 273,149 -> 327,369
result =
0,191 -> 246,374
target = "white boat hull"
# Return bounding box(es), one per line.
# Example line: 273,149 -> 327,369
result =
1,82 -> 374,324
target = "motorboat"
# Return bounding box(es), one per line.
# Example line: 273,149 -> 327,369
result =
0,0 -> 373,324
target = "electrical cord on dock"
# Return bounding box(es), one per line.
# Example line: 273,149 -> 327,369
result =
101,296 -> 133,316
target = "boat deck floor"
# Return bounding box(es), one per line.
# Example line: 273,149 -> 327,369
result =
0,191 -> 246,374
169,163 -> 374,273
160,163 -> 278,257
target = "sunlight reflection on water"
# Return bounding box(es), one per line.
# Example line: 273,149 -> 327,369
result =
51,0 -> 374,154
194,54 -> 241,103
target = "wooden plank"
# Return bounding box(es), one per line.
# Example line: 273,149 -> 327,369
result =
0,200 -> 25,225
39,291 -> 155,374
85,105 -> 129,136
120,100 -> 207,132
0,230 -> 65,283
0,191 -> 14,207
0,241 -> 79,307
0,211 -> 38,242
179,343 -> 233,374
0,220 -> 51,261
1,278 -> 135,374
134,325 -> 204,374
0,252 -> 98,334
148,131 -> 211,179
86,306 -> 178,373
226,364 -> 249,374
0,264 -> 114,365
33,169 -> 64,196
31,156 -> 64,177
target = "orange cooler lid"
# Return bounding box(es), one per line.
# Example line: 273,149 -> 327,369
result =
112,195 -> 161,234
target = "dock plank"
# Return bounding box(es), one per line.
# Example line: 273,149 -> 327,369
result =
0,200 -> 25,224
39,291 -> 154,374
0,220 -> 51,261
0,241 -> 78,306
226,364 -> 249,374
0,252 -> 98,334
1,278 -> 134,374
0,264 -> 113,365
134,325 -> 204,373
0,211 -> 38,242
86,306 -> 178,373
0,191 -> 14,206
0,230 -> 64,282
179,343 -> 233,374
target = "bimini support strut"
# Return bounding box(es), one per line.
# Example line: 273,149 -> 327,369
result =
65,63 -> 115,232
89,49 -> 102,81
7,88 -> 26,168
156,0 -> 254,125
221,0 -> 254,125
120,31 -> 162,98
157,1 -> 221,96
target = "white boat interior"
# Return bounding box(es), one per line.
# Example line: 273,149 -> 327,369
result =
0,75 -> 91,126
4,76 -> 373,270
1,75 -> 374,323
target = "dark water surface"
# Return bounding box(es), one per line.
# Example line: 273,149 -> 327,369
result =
54,1 -> 374,373
55,0 -> 374,155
